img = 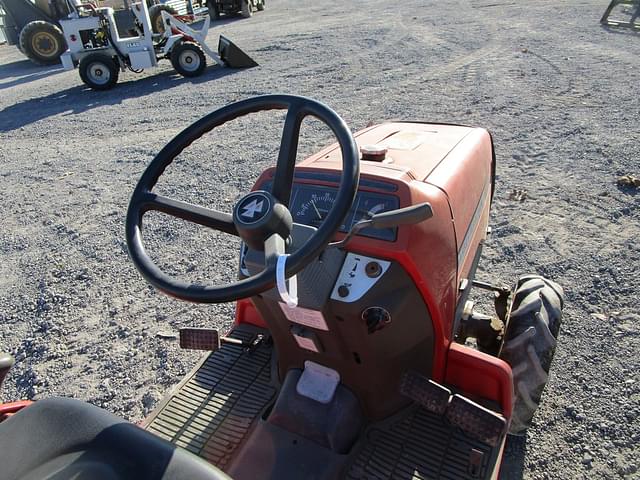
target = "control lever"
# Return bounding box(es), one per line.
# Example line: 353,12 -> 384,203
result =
330,202 -> 433,249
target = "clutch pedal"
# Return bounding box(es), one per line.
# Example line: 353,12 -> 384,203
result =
179,328 -> 267,352
446,394 -> 506,447
179,328 -> 220,351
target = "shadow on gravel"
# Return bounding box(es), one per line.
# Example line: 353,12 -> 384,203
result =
500,434 -> 527,479
0,60 -> 65,91
600,26 -> 640,36
0,14 -> 246,93
0,66 -> 239,132
616,185 -> 639,197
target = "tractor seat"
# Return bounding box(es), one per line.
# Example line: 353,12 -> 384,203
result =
0,397 -> 230,480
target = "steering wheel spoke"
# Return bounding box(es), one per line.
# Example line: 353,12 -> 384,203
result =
141,193 -> 238,236
272,102 -> 305,206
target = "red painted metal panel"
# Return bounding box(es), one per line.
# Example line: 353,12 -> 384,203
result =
237,122 -> 496,383
445,342 -> 513,418
235,298 -> 266,328
426,128 -> 494,287
0,400 -> 33,422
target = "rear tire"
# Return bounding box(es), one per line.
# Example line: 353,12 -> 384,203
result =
499,274 -> 564,435
241,0 -> 252,18
170,41 -> 206,77
149,4 -> 178,34
79,53 -> 119,90
19,21 -> 66,65
256,0 -> 264,11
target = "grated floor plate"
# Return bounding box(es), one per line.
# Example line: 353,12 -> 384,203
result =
344,406 -> 499,480
145,325 -> 500,479
145,325 -> 276,470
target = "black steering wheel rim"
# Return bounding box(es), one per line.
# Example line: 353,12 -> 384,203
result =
126,94 -> 360,303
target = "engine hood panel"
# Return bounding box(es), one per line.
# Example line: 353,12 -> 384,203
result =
300,122 -> 475,181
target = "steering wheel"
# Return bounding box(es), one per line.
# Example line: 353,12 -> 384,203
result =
126,94 -> 360,304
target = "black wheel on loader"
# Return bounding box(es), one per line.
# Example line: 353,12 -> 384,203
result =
499,274 -> 564,435
79,53 -> 120,90
149,4 -> 179,34
256,0 -> 265,11
170,41 -> 206,77
19,21 -> 67,65
208,0 -> 220,19
241,0 -> 252,18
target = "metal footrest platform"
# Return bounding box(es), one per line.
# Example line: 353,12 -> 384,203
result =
145,325 -> 276,470
344,405 -> 501,480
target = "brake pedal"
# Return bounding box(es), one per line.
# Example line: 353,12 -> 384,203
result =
446,394 -> 506,447
400,371 -> 506,447
179,328 -> 220,351
399,371 -> 451,415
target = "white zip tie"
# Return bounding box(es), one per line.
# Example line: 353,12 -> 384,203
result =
276,254 -> 298,307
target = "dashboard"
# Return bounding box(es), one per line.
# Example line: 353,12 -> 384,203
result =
260,181 -> 400,242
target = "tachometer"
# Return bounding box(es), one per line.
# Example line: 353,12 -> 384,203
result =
293,188 -> 338,228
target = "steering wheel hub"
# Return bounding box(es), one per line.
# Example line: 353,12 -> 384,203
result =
233,190 -> 293,251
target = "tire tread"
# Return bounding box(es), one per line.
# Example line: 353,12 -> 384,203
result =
19,21 -> 66,65
500,275 -> 564,434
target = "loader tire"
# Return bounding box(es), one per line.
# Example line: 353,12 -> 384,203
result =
149,4 -> 178,34
79,53 -> 119,90
19,21 -> 66,65
208,0 -> 220,19
171,41 -> 206,77
499,274 -> 563,435
241,0 -> 252,18
256,0 -> 264,11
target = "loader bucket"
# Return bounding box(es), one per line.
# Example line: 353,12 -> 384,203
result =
218,35 -> 258,68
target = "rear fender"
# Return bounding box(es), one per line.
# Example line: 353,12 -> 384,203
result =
0,400 -> 33,422
445,342 -> 513,419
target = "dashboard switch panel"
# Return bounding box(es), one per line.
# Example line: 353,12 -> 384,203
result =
330,254 -> 391,303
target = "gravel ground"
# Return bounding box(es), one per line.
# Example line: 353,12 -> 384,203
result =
1,0 -> 639,478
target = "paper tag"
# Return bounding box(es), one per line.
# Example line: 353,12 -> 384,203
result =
280,303 -> 329,331
276,254 -> 298,307
296,361 -> 340,404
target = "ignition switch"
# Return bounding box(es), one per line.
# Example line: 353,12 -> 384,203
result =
362,306 -> 391,333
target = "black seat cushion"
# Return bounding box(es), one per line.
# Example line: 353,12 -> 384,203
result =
0,397 -> 231,480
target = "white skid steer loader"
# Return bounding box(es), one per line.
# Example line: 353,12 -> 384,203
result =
58,0 -> 257,90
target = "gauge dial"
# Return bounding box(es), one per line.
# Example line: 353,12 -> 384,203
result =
350,194 -> 399,241
270,182 -> 399,241
294,188 -> 337,228
351,195 -> 398,224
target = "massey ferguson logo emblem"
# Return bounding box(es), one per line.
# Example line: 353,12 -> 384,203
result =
241,198 -> 265,219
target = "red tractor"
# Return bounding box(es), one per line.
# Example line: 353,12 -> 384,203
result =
0,95 -> 563,479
